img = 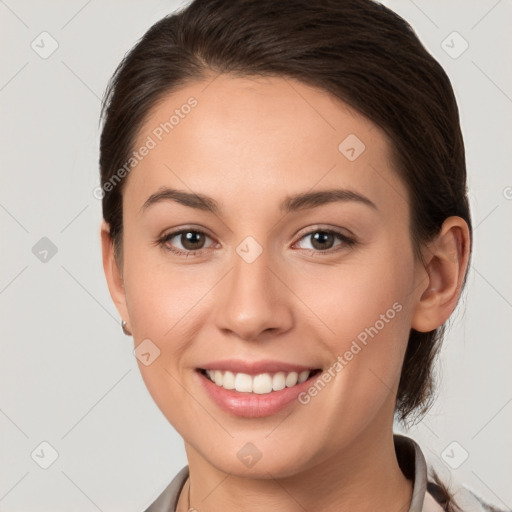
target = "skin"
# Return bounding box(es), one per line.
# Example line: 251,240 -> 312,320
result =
101,74 -> 470,512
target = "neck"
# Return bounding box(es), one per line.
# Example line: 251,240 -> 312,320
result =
178,422 -> 413,512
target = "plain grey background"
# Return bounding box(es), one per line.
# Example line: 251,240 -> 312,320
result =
1,1 -> 511,511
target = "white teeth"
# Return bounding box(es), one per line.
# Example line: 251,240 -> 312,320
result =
253,373 -> 273,394
298,370 -> 310,383
234,373 -> 253,392
214,370 -> 223,386
203,369 -> 312,394
272,372 -> 286,391
222,371 -> 236,390
285,371 -> 298,387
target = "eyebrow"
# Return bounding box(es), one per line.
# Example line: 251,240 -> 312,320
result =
140,186 -> 378,215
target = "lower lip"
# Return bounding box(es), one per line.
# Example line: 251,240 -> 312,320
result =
196,370 -> 319,418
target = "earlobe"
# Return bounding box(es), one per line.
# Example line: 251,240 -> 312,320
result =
100,220 -> 130,327
411,216 -> 471,333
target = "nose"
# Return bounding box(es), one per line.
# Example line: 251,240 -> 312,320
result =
213,246 -> 294,342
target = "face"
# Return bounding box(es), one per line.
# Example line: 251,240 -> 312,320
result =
107,74 -> 428,478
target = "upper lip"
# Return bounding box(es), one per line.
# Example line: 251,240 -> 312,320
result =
198,359 -> 319,375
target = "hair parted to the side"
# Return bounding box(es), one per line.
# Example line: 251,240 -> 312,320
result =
99,2 -> 472,505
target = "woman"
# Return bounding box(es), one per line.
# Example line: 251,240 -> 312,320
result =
98,1 -> 499,510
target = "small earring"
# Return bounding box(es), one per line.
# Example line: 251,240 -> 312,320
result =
121,319 -> 132,336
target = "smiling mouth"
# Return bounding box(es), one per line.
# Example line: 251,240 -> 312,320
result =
197,368 -> 322,394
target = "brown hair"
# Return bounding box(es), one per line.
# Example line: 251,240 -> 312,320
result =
99,0 -> 472,492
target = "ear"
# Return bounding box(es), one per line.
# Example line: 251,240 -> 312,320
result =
411,216 -> 471,332
100,220 -> 130,330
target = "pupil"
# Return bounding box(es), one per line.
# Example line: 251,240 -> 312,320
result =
183,231 -> 203,250
312,231 -> 333,250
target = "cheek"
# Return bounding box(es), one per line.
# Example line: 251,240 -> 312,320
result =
294,302 -> 410,450
295,239 -> 414,345
295,244 -> 414,419
124,252 -> 207,428
122,240 -> 210,340
122,244 -> 225,423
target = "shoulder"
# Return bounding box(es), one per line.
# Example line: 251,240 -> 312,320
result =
394,433 -> 508,512
426,467 -> 509,512
143,466 -> 189,512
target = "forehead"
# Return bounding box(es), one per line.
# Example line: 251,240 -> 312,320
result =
126,74 -> 407,217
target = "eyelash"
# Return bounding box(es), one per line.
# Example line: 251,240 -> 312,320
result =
157,227 -> 356,257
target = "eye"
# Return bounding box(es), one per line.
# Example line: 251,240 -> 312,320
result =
158,228 -> 216,256
157,227 -> 356,257
294,228 -> 356,254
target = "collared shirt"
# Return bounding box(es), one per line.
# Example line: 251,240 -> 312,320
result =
143,434 -> 495,512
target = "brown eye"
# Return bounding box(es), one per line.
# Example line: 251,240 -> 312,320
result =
177,231 -> 206,250
159,229 -> 215,255
309,231 -> 336,250
295,229 -> 355,253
